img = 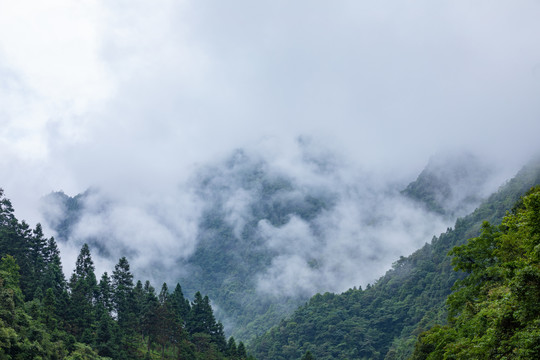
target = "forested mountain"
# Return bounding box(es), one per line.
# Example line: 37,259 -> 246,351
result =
411,186 -> 540,359
0,188 -> 253,359
4,154 -> 539,359
40,148 -> 495,343
250,158 -> 540,359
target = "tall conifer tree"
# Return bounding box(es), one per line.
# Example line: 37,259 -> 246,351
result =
68,243 -> 97,339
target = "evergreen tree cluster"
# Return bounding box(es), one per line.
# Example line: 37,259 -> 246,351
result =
0,188 -> 253,359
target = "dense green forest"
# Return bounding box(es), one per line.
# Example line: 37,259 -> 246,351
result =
0,188 -> 253,359
411,186 -> 540,359
250,159 -> 540,359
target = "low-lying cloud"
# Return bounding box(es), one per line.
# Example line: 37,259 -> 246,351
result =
254,160 -> 452,298
1,0 -> 540,296
41,140 -> 502,301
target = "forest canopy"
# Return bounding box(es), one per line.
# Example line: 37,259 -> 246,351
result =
411,186 -> 540,359
0,188 -> 252,359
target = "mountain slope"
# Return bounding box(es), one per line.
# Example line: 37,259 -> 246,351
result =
39,146 -> 500,343
411,185 -> 540,359
250,158 -> 540,360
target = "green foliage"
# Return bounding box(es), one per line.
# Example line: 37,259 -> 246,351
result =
0,256 -> 100,359
68,243 -> 98,341
411,186 -> 540,359
251,160 -> 540,359
111,256 -> 135,333
9,156 -> 539,359
65,343 -> 109,360
1,187 -> 251,360
301,350 -> 315,360
0,255 -> 23,304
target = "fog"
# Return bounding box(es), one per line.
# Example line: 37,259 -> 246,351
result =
39,140 -> 502,301
2,0 -> 540,294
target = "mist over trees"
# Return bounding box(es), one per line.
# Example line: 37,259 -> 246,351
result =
401,152 -> 494,217
2,1 -> 540,359
39,147 -> 499,342
0,187 -> 253,359
250,158 -> 540,359
3,154 -> 540,359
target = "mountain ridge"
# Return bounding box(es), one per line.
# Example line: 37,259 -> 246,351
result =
39,149 -> 504,344
250,157 -> 540,359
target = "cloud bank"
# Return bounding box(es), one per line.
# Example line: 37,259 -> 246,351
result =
40,140 -> 493,301
1,0 -> 540,282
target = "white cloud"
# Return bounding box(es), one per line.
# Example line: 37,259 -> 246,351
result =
1,0 -> 540,287
255,167 -> 452,298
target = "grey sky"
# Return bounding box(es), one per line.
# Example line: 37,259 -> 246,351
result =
1,1 -> 540,233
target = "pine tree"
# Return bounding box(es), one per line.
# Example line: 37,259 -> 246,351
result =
0,255 -> 23,305
141,281 -> 159,354
237,341 -> 247,359
187,291 -> 210,335
97,272 -> 113,314
132,279 -> 144,333
42,237 -> 66,298
0,190 -> 19,257
156,283 -> 177,357
13,220 -> 32,297
169,283 -> 190,325
112,257 -> 134,325
95,311 -> 117,358
112,256 -> 137,357
41,288 -> 57,331
68,244 -> 97,339
188,291 -> 227,351
227,336 -> 238,358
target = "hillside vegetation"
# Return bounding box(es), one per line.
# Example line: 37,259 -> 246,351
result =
3,157 -> 539,359
250,159 -> 540,359
411,185 -> 540,359
40,150 -> 492,343
0,188 -> 253,359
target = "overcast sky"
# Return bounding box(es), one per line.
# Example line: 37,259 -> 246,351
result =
2,0 -> 540,223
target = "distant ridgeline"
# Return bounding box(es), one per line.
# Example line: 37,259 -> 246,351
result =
0,188 -> 254,359
250,158 -> 540,360
401,152 -> 492,218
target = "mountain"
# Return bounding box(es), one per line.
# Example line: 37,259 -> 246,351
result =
39,146 -> 498,343
410,185 -> 540,359
401,152 -> 493,217
41,148 -> 338,340
249,158 -> 540,359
